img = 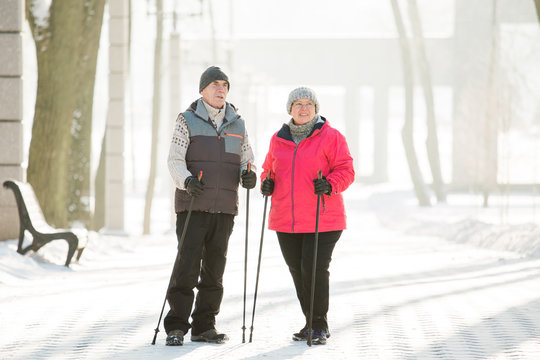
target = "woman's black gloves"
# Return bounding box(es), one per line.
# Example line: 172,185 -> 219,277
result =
261,178 -> 274,196
184,176 -> 205,197
241,170 -> 257,189
313,176 -> 332,195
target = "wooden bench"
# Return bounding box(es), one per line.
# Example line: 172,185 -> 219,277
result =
3,179 -> 87,266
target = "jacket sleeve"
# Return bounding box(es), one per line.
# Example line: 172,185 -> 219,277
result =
240,127 -> 256,176
260,136 -> 276,182
168,113 -> 193,190
325,130 -> 355,194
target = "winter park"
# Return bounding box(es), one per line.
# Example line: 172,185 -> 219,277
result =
2,0 -> 540,359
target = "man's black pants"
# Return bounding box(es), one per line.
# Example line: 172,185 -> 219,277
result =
277,230 -> 342,331
164,211 -> 234,335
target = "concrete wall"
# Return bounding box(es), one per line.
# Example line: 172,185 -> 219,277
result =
0,0 -> 24,241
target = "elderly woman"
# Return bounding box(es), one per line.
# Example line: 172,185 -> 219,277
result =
260,87 -> 355,345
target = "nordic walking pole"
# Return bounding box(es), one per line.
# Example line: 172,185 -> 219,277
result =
307,170 -> 322,347
249,170 -> 271,343
151,171 -> 203,345
242,163 -> 252,343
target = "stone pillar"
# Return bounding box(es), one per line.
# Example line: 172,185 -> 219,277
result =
104,0 -> 128,231
373,86 -> 388,182
0,0 -> 24,241
344,85 -> 359,181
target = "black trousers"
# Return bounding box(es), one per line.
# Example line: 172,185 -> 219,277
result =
164,211 -> 235,335
276,230 -> 342,330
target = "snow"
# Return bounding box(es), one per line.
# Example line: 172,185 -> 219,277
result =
10,1 -> 540,358
29,0 -> 51,29
1,184 -> 540,359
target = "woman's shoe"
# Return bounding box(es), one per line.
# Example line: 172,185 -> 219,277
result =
311,329 -> 327,345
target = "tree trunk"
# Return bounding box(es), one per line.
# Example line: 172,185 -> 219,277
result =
535,0 -> 540,22
390,0 -> 431,206
143,0 -> 163,234
68,1 -> 106,226
26,0 -> 106,227
407,0 -> 446,203
482,0 -> 501,207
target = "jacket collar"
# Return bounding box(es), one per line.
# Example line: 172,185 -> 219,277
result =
190,98 -> 240,125
277,115 -> 326,141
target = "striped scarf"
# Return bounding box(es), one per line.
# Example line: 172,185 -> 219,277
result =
288,115 -> 319,145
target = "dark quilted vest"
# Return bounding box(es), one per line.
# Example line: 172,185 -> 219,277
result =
174,99 -> 245,215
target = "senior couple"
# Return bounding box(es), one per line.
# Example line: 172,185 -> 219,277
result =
162,66 -> 355,346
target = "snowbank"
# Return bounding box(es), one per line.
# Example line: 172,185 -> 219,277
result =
366,187 -> 540,258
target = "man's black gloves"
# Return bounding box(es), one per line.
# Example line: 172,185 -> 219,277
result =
261,178 -> 274,196
313,176 -> 332,195
184,176 -> 205,197
241,170 -> 257,189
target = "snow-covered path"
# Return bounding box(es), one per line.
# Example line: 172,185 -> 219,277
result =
1,187 -> 540,359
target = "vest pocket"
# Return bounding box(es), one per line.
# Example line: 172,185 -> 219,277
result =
223,132 -> 243,154
224,132 -> 243,139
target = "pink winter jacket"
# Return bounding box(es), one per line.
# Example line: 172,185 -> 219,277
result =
260,117 -> 355,233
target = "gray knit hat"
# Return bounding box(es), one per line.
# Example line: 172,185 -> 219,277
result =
286,87 -> 319,114
199,66 -> 230,92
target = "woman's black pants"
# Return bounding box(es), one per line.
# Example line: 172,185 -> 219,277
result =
276,230 -> 342,331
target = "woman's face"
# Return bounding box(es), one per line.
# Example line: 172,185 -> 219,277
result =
290,98 -> 316,125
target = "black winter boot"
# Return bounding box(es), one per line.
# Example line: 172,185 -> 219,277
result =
191,329 -> 229,344
166,329 -> 184,346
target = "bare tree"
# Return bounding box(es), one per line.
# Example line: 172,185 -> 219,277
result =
481,0 -> 501,206
26,0 -> 106,227
143,0 -> 164,234
407,0 -> 446,202
390,0 -> 431,206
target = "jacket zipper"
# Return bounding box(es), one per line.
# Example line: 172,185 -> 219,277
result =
291,145 -> 299,232
223,132 -> 243,139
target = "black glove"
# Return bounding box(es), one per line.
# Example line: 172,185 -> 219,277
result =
241,170 -> 257,189
184,176 -> 205,197
261,178 -> 274,196
313,176 -> 332,195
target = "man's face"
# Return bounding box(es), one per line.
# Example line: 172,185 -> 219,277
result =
200,80 -> 229,108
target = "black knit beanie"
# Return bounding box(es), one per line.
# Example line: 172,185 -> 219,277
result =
199,66 -> 230,92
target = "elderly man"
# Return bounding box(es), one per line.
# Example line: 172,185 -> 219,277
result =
164,66 -> 256,346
